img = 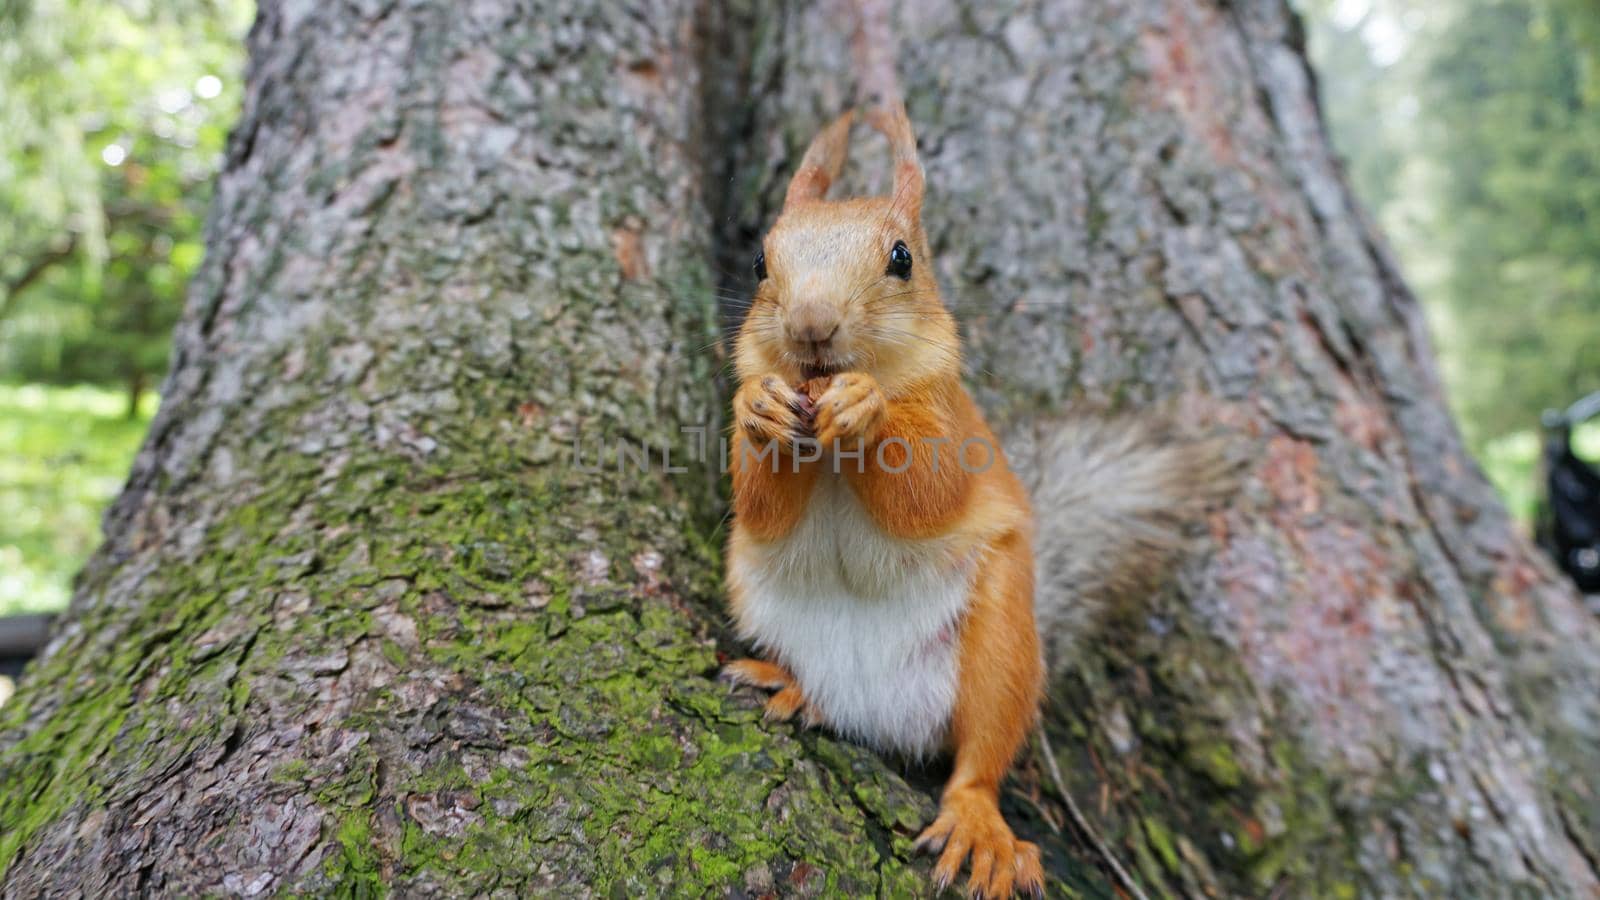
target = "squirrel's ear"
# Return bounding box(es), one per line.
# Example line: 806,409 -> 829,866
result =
784,110 -> 854,209
866,100 -> 924,222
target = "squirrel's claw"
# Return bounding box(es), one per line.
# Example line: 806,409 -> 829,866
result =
913,826 -> 949,856
931,829 -> 972,894
968,848 -> 997,897
1013,843 -> 1045,898
798,703 -> 826,729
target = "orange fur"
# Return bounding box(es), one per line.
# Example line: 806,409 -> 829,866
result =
724,103 -> 1044,898
839,379 -> 1020,540
918,528 -> 1044,894
729,432 -> 820,542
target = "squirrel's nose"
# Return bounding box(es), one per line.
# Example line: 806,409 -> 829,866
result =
788,302 -> 840,347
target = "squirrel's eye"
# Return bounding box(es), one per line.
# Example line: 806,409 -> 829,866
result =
753,249 -> 768,281
887,241 -> 912,280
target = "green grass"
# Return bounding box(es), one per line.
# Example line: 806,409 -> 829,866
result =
0,384 -> 156,616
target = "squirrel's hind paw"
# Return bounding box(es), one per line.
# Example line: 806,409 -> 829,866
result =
762,685 -> 824,727
720,659 -> 825,727
916,790 -> 1044,899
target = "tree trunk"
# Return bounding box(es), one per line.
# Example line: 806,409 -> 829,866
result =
4,0 -> 1598,897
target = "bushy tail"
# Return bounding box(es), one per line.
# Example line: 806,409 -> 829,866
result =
1004,412 -> 1238,670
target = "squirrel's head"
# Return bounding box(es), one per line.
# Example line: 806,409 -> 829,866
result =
735,104 -> 958,393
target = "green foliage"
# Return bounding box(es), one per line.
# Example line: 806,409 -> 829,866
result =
1480,421 -> 1600,525
0,3 -> 250,614
1424,0 -> 1600,443
1305,0 -> 1600,452
0,0 -> 251,406
0,384 -> 155,615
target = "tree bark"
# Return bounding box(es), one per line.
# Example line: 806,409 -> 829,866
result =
3,0 -> 1598,897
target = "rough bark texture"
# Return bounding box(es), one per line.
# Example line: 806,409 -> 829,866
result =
3,0 -> 1598,897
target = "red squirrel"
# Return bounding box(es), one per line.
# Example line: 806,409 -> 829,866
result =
722,104 -> 1227,898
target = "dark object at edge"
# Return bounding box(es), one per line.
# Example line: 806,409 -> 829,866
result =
1539,391 -> 1600,595
0,613 -> 56,680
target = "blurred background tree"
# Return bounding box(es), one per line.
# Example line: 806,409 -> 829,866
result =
1,0 -> 249,411
0,0 -> 250,613
1305,0 -> 1600,519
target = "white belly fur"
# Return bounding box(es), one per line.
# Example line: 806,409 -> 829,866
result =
731,476 -> 976,758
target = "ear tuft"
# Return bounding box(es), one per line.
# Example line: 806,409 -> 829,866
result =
865,100 -> 923,221
783,110 -> 855,209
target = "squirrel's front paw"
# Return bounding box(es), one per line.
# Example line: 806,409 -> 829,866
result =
733,374 -> 810,454
813,373 -> 887,450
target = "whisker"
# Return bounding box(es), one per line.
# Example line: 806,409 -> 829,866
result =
840,273 -> 890,312
862,287 -> 941,306
878,168 -> 915,240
